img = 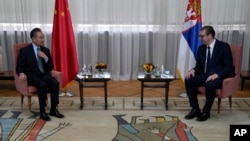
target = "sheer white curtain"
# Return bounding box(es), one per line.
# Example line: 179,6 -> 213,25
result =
70,0 -> 187,80
0,0 -> 249,80
242,0 -> 250,70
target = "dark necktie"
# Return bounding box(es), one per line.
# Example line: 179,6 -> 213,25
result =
205,46 -> 211,76
37,48 -> 44,73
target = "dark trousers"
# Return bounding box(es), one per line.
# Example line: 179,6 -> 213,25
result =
28,73 -> 59,112
185,74 -> 223,113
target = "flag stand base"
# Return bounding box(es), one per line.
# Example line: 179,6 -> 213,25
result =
178,92 -> 187,98
59,91 -> 74,97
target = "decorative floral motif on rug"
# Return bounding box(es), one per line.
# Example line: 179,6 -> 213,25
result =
0,110 -> 71,141
112,114 -> 197,141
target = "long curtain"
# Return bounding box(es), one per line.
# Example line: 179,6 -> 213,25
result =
0,0 -> 249,80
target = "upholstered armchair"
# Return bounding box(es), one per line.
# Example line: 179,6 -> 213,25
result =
13,43 -> 62,112
197,45 -> 242,117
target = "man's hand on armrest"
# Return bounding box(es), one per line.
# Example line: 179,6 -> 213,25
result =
19,73 -> 27,80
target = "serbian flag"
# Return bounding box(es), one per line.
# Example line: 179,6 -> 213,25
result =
51,0 -> 79,88
176,0 -> 202,82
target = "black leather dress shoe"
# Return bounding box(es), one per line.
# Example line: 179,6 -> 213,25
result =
50,109 -> 64,118
196,112 -> 210,122
184,108 -> 201,119
40,111 -> 51,121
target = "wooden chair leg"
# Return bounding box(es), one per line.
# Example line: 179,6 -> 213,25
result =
28,96 -> 32,115
229,96 -> 232,112
217,98 -> 221,118
241,78 -> 245,90
21,95 -> 24,109
21,95 -> 24,104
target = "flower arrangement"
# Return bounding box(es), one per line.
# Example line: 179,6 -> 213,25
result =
143,63 -> 155,73
96,62 -> 107,69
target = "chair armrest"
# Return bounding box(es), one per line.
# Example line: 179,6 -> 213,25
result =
219,76 -> 239,98
14,74 -> 30,96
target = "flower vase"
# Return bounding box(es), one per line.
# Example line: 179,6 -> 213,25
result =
98,69 -> 104,74
144,70 -> 152,78
144,70 -> 152,75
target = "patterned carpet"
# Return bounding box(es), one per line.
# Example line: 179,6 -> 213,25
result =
1,96 -> 250,111
0,97 -> 250,141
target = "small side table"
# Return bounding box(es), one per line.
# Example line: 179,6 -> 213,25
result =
240,70 -> 250,90
137,71 -> 175,110
75,72 -> 111,110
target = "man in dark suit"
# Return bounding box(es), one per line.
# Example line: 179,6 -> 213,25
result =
16,28 -> 64,121
184,25 -> 235,121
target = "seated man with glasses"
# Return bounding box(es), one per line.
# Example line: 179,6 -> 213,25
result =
184,25 -> 235,121
16,28 -> 64,121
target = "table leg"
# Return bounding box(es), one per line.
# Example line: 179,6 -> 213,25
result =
79,81 -> 84,110
141,81 -> 144,110
165,82 -> 169,110
104,81 -> 108,110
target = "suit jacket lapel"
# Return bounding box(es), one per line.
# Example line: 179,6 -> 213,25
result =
201,45 -> 207,64
28,45 -> 36,59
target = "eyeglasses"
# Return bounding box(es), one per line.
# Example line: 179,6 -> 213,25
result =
199,34 -> 207,38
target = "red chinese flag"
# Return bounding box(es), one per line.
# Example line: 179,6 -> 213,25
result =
51,0 -> 79,88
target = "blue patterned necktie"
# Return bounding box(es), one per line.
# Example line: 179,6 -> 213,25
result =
37,47 -> 44,73
205,46 -> 211,76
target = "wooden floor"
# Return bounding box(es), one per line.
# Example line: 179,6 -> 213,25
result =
1,79 -> 250,98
